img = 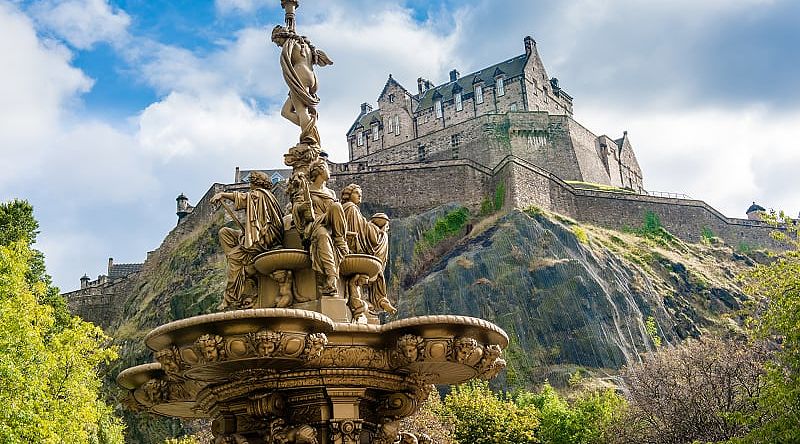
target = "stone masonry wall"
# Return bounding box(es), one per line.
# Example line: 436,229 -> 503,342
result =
330,159 -> 492,217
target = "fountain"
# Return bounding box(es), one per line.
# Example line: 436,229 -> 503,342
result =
117,2 -> 507,442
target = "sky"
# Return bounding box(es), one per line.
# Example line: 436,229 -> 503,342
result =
1,0 -> 798,291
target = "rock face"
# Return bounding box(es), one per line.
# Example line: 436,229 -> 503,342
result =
392,208 -> 752,387
92,204 -> 755,442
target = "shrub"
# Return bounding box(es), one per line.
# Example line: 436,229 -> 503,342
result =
415,207 -> 470,254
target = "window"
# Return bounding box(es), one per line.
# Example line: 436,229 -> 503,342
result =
388,94 -> 395,103
394,116 -> 400,135
475,85 -> 484,104
387,116 -> 394,134
509,102 -> 518,112
451,133 -> 461,147
455,92 -> 463,111
372,123 -> 379,141
418,145 -> 426,161
496,77 -> 505,96
357,131 -> 364,146
434,100 -> 443,118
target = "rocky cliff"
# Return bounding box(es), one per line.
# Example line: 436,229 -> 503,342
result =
94,203 -> 759,442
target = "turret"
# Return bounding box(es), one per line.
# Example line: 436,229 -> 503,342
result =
80,274 -> 90,289
746,202 -> 766,221
176,193 -> 193,222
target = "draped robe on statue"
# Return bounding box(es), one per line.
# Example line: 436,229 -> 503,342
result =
305,188 -> 347,294
219,189 -> 284,306
279,37 -> 322,147
342,202 -> 390,308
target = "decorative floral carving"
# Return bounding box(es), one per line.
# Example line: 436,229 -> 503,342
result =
197,334 -> 227,363
329,419 -> 360,443
301,333 -> 328,361
248,330 -> 284,357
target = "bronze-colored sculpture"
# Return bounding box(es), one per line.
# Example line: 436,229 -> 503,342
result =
341,184 -> 396,315
212,171 -> 284,308
292,159 -> 348,296
272,24 -> 332,149
118,2 -> 509,443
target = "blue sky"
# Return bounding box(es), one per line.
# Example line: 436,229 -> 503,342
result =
1,0 -> 798,291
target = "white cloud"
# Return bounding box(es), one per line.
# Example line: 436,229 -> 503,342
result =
30,0 -> 130,49
215,0 -> 275,15
137,91 -> 293,165
0,1 -> 93,188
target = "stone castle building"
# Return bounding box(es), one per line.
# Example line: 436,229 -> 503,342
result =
343,36 -> 643,193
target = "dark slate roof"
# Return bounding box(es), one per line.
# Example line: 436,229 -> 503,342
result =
414,54 -> 528,111
108,263 -> 143,279
347,109 -> 381,136
747,202 -> 766,214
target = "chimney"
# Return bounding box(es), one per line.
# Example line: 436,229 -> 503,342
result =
80,274 -> 90,289
417,77 -> 434,95
449,69 -> 460,82
360,102 -> 373,114
524,36 -> 536,56
107,257 -> 113,275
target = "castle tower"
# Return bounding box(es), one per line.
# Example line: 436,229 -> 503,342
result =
80,274 -> 90,289
746,202 -> 766,221
176,193 -> 193,222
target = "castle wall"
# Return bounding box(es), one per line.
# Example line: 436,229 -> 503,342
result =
330,160 -> 491,217
566,118 -> 615,185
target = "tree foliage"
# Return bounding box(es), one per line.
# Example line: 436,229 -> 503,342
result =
0,199 -> 70,330
441,380 -> 539,444
516,384 -> 626,444
439,381 -> 625,444
0,200 -> 124,443
739,213 -> 800,442
616,338 -> 770,444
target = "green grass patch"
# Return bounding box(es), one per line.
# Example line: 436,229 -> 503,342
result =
414,207 -> 470,255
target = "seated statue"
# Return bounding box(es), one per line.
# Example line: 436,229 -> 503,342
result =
212,171 -> 284,308
340,184 -> 396,314
290,159 -> 348,296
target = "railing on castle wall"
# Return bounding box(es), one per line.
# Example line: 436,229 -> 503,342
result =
645,190 -> 691,200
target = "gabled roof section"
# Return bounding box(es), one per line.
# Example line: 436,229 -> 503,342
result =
346,109 -> 381,136
414,54 -> 527,111
378,74 -> 409,102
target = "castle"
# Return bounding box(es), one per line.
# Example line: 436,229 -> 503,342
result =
65,36 -> 784,326
343,36 -> 643,194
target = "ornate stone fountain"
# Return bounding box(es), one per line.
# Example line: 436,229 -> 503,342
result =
117,2 -> 507,443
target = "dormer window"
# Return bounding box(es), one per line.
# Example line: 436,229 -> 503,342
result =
475,85 -> 484,104
387,116 -> 394,134
372,123 -> 379,141
394,116 -> 400,135
455,92 -> 463,111
434,100 -> 443,118
496,77 -> 505,96
357,131 -> 364,146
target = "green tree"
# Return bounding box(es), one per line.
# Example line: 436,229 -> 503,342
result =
441,380 -> 539,444
0,204 -> 124,443
740,213 -> 800,442
0,199 -> 70,330
516,384 -> 626,444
